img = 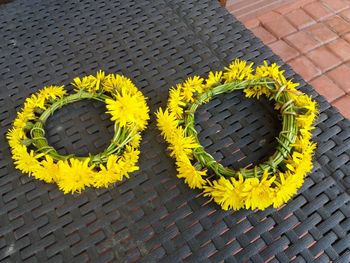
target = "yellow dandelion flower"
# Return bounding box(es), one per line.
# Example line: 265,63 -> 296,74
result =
243,86 -> 271,99
255,61 -> 287,85
223,59 -> 254,82
103,74 -> 138,94
95,70 -> 105,91
72,75 -> 97,93
291,93 -> 318,116
13,146 -> 41,174
56,159 -> 94,194
93,155 -> 121,188
296,114 -> 316,130
32,156 -> 59,183
24,93 -> 46,110
272,171 -> 299,208
205,71 -> 222,90
155,108 -> 179,142
176,157 -> 206,189
94,168 -> 119,188
241,170 -> 275,210
168,85 -> 186,118
121,146 -> 140,176
7,127 -> 26,149
286,80 -> 299,92
106,90 -> 150,130
130,133 -> 142,149
168,127 -> 199,159
38,85 -> 66,101
181,76 -> 204,102
13,110 -> 35,130
203,174 -> 245,210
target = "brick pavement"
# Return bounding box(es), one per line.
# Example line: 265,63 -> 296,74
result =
226,0 -> 350,119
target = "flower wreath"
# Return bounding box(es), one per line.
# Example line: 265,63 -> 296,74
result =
156,59 -> 318,211
7,71 -> 150,194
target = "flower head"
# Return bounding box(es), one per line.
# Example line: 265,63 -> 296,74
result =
203,174 -> 245,210
155,108 -> 179,142
223,59 -> 254,82
205,71 -> 222,90
181,76 -> 204,102
168,85 -> 186,118
106,90 -> 150,130
241,170 -> 275,210
56,159 -> 94,194
103,74 -> 138,94
168,127 -> 199,159
176,157 -> 206,189
33,155 -> 59,183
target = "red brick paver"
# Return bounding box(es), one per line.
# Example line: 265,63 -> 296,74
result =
226,0 -> 350,119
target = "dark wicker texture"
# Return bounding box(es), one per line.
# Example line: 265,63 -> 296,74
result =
0,0 -> 350,262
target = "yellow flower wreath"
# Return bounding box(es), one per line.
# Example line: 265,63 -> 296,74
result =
7,71 -> 150,194
156,59 -> 318,211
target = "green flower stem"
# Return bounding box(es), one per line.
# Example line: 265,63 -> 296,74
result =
30,91 -> 131,165
184,78 -> 297,179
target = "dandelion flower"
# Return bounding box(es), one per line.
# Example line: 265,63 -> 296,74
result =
56,159 -> 94,194
205,71 -> 222,90
168,85 -> 186,118
106,90 -> 150,130
241,170 -> 275,210
203,174 -> 245,210
272,172 -> 299,208
168,127 -> 199,159
13,147 -> 41,175
181,76 -> 204,102
33,155 -> 59,183
223,59 -> 254,82
176,157 -> 206,189
155,108 -> 179,142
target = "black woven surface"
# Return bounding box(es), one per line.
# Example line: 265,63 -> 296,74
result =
0,0 -> 350,262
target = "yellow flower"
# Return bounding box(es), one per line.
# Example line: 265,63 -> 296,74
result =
168,85 -> 186,118
176,157 -> 206,189
130,133 -> 142,148
33,156 -> 58,183
205,71 -> 222,90
95,70 -> 105,91
255,61 -> 287,85
241,170 -> 275,210
93,155 -> 121,188
24,93 -> 46,110
121,145 -> 140,176
155,108 -> 179,142
203,174 -> 245,210
181,76 -> 204,102
13,146 -> 41,174
286,80 -> 299,92
72,75 -> 97,93
168,127 -> 199,159
13,111 -> 35,130
272,171 -> 299,208
243,86 -> 271,99
38,85 -> 66,101
296,114 -> 316,129
285,151 -> 303,172
106,90 -> 150,130
223,59 -> 254,82
7,127 -> 26,149
103,74 -> 138,94
56,159 -> 94,194
292,94 -> 317,114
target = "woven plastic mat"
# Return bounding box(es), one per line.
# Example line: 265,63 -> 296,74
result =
1,0 -> 350,262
